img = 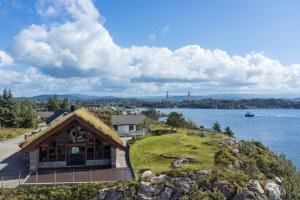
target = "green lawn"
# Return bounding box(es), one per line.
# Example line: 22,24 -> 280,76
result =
130,130 -> 219,173
0,127 -> 33,141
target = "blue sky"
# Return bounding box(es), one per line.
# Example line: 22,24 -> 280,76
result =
0,0 -> 300,97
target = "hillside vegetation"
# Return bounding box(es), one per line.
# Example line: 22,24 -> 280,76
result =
0,127 -> 32,141
128,123 -> 300,199
130,129 -> 218,173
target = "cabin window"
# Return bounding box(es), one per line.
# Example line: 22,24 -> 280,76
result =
57,147 -> 65,161
39,148 -> 48,162
103,146 -> 111,159
48,140 -> 56,161
87,147 -> 94,160
129,124 -> 134,131
95,138 -> 103,160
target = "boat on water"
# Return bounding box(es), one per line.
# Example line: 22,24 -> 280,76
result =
245,111 -> 255,117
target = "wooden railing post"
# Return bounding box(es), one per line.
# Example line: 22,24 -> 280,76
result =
72,170 -> 74,184
54,171 -> 56,185
35,171 -> 38,183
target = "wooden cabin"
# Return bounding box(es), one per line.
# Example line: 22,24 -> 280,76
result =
20,108 -> 125,172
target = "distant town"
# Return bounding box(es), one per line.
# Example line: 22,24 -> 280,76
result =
21,91 -> 300,110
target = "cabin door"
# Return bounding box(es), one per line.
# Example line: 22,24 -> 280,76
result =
67,146 -> 85,166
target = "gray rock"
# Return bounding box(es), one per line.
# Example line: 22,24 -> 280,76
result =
151,174 -> 172,183
233,188 -> 267,200
275,177 -> 283,184
172,178 -> 193,193
157,187 -> 173,200
172,159 -> 184,168
142,170 -> 155,180
94,187 -> 124,200
192,170 -> 211,181
138,181 -> 162,200
249,180 -> 264,195
264,180 -> 282,200
171,158 -> 198,168
233,148 -> 240,155
212,181 -> 235,198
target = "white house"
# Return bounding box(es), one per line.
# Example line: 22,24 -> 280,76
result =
112,115 -> 145,136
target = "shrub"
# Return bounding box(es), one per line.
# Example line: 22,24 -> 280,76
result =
180,184 -> 226,200
212,121 -> 221,132
184,119 -> 199,130
224,126 -> 234,137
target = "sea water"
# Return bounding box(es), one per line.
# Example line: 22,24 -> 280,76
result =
158,108 -> 300,170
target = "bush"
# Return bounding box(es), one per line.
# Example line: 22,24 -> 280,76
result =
184,119 -> 199,130
212,121 -> 221,132
180,184 -> 226,200
224,126 -> 234,137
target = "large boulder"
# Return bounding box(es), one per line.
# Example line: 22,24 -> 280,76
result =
212,181 -> 235,198
192,170 -> 211,181
93,187 -> 124,200
249,180 -> 264,195
171,178 -> 193,193
151,174 -> 172,183
264,180 -> 282,200
233,188 -> 267,200
138,181 -> 162,200
141,170 -> 155,181
157,187 -> 173,200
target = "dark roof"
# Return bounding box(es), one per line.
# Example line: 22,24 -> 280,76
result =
112,115 -> 145,125
45,109 -> 70,124
37,111 -> 55,119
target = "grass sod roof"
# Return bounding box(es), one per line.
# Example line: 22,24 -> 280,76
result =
20,108 -> 124,150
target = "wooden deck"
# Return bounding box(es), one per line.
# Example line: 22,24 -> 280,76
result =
23,168 -> 133,185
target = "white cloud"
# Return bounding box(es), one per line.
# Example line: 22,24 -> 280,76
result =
4,0 -> 300,96
0,50 -> 13,67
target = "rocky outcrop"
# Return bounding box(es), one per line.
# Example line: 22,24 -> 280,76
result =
264,180 -> 283,200
93,171 -> 286,200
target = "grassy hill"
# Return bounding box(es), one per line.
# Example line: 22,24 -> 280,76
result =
130,130 -> 218,173
129,124 -> 300,197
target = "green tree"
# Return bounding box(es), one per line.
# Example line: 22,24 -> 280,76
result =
0,90 -> 18,127
2,88 -> 8,100
224,126 -> 234,137
167,112 -> 186,129
212,121 -> 221,132
143,108 -> 159,121
18,100 -> 38,128
61,98 -> 70,109
47,95 -> 61,111
0,89 -> 38,128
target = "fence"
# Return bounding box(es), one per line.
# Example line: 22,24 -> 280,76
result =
0,169 -> 28,189
21,167 -> 134,186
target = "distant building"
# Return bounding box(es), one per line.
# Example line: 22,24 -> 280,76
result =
112,115 -> 145,136
37,111 -> 55,122
162,91 -> 173,103
185,91 -> 192,102
45,109 -> 70,125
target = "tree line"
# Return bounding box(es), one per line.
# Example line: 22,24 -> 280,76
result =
0,89 -> 38,128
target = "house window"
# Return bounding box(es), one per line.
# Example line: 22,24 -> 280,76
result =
103,146 -> 111,159
129,124 -> 134,131
39,148 -> 48,162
